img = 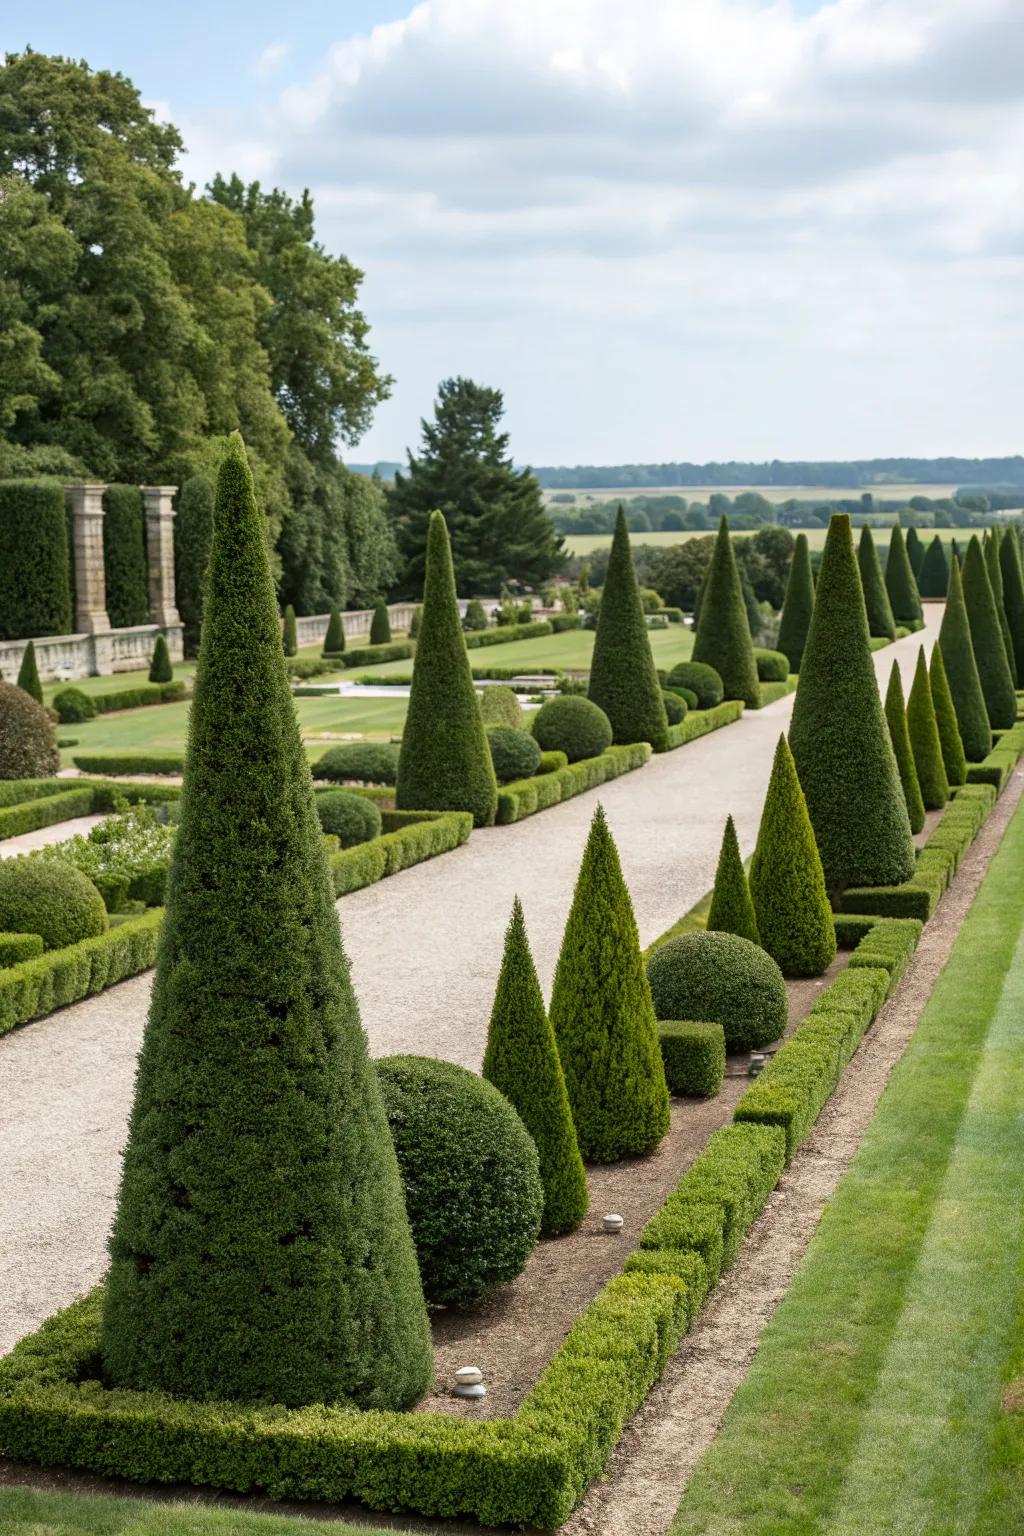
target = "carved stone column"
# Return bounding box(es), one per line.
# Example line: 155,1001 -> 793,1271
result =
65,483 -> 111,636
142,486 -> 181,629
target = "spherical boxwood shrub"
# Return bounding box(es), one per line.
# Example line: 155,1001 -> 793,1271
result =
0,680 -> 60,780
486,724 -> 542,784
315,790 -> 382,846
667,685 -> 699,710
646,930 -> 787,1052
314,741 -> 400,785
667,662 -> 723,711
53,686 -> 98,724
754,647 -> 789,683
0,857 -> 108,950
479,684 -> 523,728
375,1055 -> 543,1307
531,695 -> 613,763
662,690 -> 688,725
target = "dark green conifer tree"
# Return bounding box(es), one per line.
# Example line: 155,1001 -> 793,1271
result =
961,536 -> 1016,729
775,532 -> 815,673
857,527 -> 897,640
999,525 -> 1024,682
396,510 -> 497,825
322,606 -> 345,655
938,555 -> 991,761
706,815 -> 759,944
588,506 -> 669,748
549,805 -> 669,1163
175,475 -> 215,659
905,525 -> 925,578
15,640 -> 43,705
884,661 -> 925,835
148,633 -> 172,684
984,529 -> 1017,686
101,435 -> 432,1410
691,517 -> 760,707
885,526 -> 923,626
749,734 -> 836,977
483,897 -> 588,1235
789,514 -> 914,896
282,603 -> 298,657
369,597 -> 392,645
906,647 -> 949,810
928,642 -> 967,788
917,535 -> 949,598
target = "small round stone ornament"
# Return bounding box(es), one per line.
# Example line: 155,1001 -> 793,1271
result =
602,1213 -> 624,1234
453,1365 -> 486,1399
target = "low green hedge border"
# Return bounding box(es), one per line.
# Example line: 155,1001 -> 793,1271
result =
0,909 -> 162,1038
495,743 -> 650,825
751,677 -> 797,708
659,699 -> 744,753
87,681 -> 186,716
465,620 -> 552,649
0,787 -> 96,840
72,753 -> 186,777
0,931 -> 43,964
328,811 -> 472,896
657,1020 -> 726,1097
0,779 -> 185,841
965,721 -> 1024,791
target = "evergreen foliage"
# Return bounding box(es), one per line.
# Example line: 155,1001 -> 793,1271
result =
646,930 -> 787,1053
15,640 -> 43,705
999,526 -> 1024,681
315,790 -> 382,845
588,507 -> 669,748
282,603 -> 297,657
856,527 -> 897,640
906,646 -> 949,810
102,485 -> 149,627
148,634 -> 172,684
322,606 -> 345,655
464,598 -> 488,631
369,598 -> 391,645
0,679 -> 59,778
100,434 -> 432,1411
531,695 -> 613,762
174,474 -> 214,658
789,514 -> 915,894
984,530 -> 1017,685
0,857 -> 107,950
961,536 -> 1017,729
905,525 -> 924,578
884,661 -> 925,835
705,815 -> 759,944
917,534 -> 949,598
549,805 -> 670,1162
775,533 -> 815,672
486,725 -> 541,783
395,511 -> 497,826
938,555 -> 992,762
483,897 -> 589,1236
749,734 -> 836,977
0,481 -> 72,640
691,517 -> 760,707
928,642 -> 967,788
667,661 -> 723,710
479,684 -> 523,728
884,526 -> 923,625
408,604 -> 423,639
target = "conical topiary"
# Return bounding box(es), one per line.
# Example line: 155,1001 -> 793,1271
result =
706,815 -> 759,944
370,598 -> 392,645
282,603 -> 298,657
776,533 -> 815,673
905,525 -> 925,579
789,514 -> 914,896
928,642 -> 967,788
408,604 -> 423,640
588,506 -> 669,748
15,640 -> 43,705
322,606 -> 345,656
984,530 -> 1017,686
396,510 -> 498,826
885,526 -> 923,626
749,735 -> 836,978
950,537 -> 961,568
961,536 -> 1016,729
906,647 -> 949,810
938,555 -> 992,762
691,517 -> 760,707
101,434 -> 432,1410
549,804 -> 670,1163
175,473 -> 215,658
884,660 -> 925,835
999,526 -> 1024,682
857,527 -> 897,640
483,897 -> 588,1236
148,634 -> 173,684
917,535 -> 949,598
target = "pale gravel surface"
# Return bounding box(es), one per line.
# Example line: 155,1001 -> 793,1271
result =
0,612 -> 940,1355
0,815 -> 106,857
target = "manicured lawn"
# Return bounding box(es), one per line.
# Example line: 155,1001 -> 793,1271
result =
349,623 -> 694,680
42,661 -> 196,703
0,1485 -> 384,1535
671,794 -> 1024,1534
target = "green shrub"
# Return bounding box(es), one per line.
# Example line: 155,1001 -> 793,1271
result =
102,485 -> 148,628
100,434 -> 432,1412
706,814 -> 759,944
906,646 -> 949,809
985,531 -> 1017,686
776,532 -> 815,673
671,684 -> 699,710
0,857 -> 107,950
36,804 -> 175,911
999,528 -> 1024,681
0,787 -> 95,841
322,606 -> 345,655
327,809 -> 471,896
315,741 -> 399,785
15,640 -> 43,705
0,681 -> 59,779
464,597 -> 488,631
148,634 -> 172,684
396,512 -> 497,828
884,660 -> 925,834
376,1054 -> 543,1306
495,741 -> 650,824
692,517 -> 760,707
487,724 -> 541,784
0,910 -> 162,1038
408,604 -> 423,639
75,682 -> 185,715
857,527 -> 896,640
0,930 -> 43,965
667,661 -> 723,710
531,695 -> 612,763
550,805 -> 670,1161
465,619 -> 552,649
52,686 -> 96,723
0,480 -> 72,640
72,752 -> 184,776
749,734 -> 836,977
483,898 -> 588,1236
905,524 -> 924,576
588,507 -> 669,749
938,554 -> 992,761
789,514 -> 914,894
657,1020 -> 726,1098
662,690 -> 687,725
647,930 -> 786,1053
754,647 -> 789,683
315,789 -> 382,845
341,641 -> 413,668
174,474 -> 214,658
281,603 -> 298,657
479,684 -> 523,728
962,536 -> 1017,729
885,525 -> 923,625
917,535 -> 949,598
370,597 -> 392,645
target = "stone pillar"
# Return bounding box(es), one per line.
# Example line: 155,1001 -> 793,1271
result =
66,483 -> 111,636
142,486 -> 181,629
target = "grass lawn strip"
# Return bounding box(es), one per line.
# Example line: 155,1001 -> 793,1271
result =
671,790 -> 1024,1536
0,1483 -> 387,1534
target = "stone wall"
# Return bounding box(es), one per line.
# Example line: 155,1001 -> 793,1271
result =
293,603 -> 418,648
0,624 -> 184,684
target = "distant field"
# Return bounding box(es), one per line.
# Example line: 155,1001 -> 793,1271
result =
564,526 -> 982,558
544,483 -> 961,507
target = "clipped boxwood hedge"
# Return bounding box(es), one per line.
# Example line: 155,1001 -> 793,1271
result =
0,480 -> 72,640
315,741 -> 399,786
0,930 -> 43,965
667,661 -> 723,711
496,742 -> 649,824
315,790 -> 382,846
646,930 -> 787,1052
73,753 -> 185,777
0,908 -> 162,1037
531,695 -> 613,763
486,724 -> 542,784
0,858 -> 107,950
657,1020 -> 726,1097
753,647 -> 789,683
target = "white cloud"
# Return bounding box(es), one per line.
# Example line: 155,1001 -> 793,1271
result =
255,40 -> 289,80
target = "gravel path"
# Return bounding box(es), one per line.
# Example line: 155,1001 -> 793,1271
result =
0,815 -> 106,858
0,612 -> 941,1353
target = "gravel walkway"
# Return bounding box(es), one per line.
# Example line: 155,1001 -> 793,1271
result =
0,612 -> 941,1353
0,815 -> 106,858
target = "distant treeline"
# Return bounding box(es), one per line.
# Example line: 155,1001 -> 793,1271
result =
524,458 -> 1024,490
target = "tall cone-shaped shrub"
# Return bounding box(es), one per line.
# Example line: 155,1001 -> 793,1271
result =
148,633 -> 173,684
938,556 -> 991,761
906,647 -> 949,809
550,805 -> 669,1162
928,642 -> 966,788
692,517 -> 760,707
984,530 -> 1017,686
588,507 -> 669,748
789,514 -> 914,895
749,735 -> 835,977
885,526 -> 923,626
483,898 -> 588,1235
706,815 -> 759,944
905,525 -> 924,578
917,535 -> 949,598
999,526 -> 1024,681
961,536 -> 1016,729
15,640 -> 43,705
322,606 -> 345,655
282,603 -> 297,657
397,511 -> 497,825
776,533 -> 815,673
884,661 -> 925,834
175,473 -> 214,658
369,598 -> 392,645
101,435 -> 432,1410
857,527 -> 896,640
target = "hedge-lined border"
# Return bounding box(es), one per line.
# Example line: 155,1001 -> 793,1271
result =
70,681 -> 186,718
0,909 -> 162,1039
71,753 -> 186,777
751,676 -> 797,709
496,743 -> 650,824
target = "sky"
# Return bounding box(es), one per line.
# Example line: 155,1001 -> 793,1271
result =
3,0 -> 1023,468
